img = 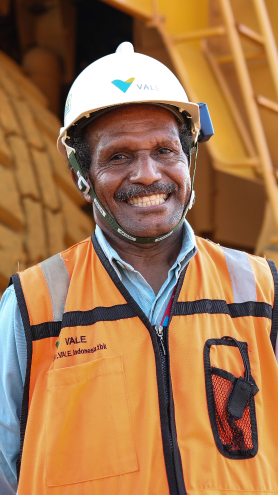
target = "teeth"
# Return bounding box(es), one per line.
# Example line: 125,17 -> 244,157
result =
127,193 -> 168,207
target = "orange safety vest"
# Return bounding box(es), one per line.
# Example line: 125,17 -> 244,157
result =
11,234 -> 278,495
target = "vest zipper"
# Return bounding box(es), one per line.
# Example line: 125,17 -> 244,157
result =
155,325 -> 174,451
155,325 -> 166,355
165,267 -> 189,495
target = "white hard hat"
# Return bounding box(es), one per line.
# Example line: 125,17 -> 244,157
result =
57,42 -> 200,158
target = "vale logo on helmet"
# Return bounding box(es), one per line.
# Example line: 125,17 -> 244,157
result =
111,77 -> 159,93
112,77 -> 135,93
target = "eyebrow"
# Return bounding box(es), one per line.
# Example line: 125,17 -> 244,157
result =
100,136 -> 181,154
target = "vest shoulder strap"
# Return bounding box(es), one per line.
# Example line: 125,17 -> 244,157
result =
221,246 -> 257,303
221,247 -> 278,349
266,259 -> 278,351
197,238 -> 271,306
39,253 -> 70,321
192,240 -> 275,335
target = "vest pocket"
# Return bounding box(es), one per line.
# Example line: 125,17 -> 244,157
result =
204,337 -> 259,459
46,355 -> 138,486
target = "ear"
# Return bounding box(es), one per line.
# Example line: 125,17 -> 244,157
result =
70,168 -> 92,203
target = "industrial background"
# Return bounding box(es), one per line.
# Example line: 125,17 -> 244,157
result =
0,0 -> 278,296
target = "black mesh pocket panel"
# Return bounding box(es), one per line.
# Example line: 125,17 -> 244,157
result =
204,338 -> 258,460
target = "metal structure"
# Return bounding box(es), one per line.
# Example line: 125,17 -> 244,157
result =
0,0 -> 278,287
104,0 -> 278,261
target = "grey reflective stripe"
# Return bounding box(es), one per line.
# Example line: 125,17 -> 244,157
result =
222,247 -> 257,303
39,253 -> 70,321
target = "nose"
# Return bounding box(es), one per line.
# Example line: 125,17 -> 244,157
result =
129,153 -> 162,185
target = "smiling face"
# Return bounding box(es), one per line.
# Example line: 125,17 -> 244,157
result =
85,104 -> 191,240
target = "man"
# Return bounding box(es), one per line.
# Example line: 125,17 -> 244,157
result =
1,42 -> 278,495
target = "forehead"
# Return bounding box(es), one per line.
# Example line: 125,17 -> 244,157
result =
85,104 -> 180,145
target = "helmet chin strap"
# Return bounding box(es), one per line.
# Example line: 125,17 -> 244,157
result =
63,136 -> 198,244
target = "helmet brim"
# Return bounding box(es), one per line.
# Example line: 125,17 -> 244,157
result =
57,100 -> 199,158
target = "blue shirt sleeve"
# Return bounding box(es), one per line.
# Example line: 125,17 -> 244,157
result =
0,286 -> 26,495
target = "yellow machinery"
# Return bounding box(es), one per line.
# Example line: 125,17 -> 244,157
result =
103,0 -> 278,261
1,0 -> 278,294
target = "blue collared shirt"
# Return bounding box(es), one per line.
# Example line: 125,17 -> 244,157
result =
95,222 -> 196,325
0,220 -> 197,494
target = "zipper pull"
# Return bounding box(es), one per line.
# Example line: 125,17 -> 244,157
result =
155,325 -> 166,355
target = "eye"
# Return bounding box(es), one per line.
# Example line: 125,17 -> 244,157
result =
158,147 -> 172,155
110,153 -> 126,161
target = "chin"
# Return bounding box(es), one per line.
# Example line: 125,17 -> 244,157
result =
120,223 -> 176,239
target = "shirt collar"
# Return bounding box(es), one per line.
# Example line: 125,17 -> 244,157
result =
95,220 -> 197,280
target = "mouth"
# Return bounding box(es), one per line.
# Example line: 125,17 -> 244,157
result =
126,193 -> 169,207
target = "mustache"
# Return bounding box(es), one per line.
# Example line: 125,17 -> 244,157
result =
115,183 -> 178,201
